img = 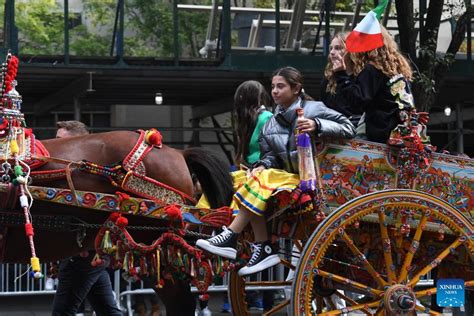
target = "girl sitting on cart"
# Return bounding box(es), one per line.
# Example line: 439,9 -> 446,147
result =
196,67 -> 355,276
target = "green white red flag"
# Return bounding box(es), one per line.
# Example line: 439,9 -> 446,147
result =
346,0 -> 388,53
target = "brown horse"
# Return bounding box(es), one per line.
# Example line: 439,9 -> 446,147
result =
1,130 -> 234,315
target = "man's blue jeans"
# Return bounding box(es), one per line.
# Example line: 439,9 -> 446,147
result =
52,252 -> 122,315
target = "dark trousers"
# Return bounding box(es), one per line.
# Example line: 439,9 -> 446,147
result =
52,253 -> 122,316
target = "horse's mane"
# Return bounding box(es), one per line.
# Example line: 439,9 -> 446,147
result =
183,147 -> 234,209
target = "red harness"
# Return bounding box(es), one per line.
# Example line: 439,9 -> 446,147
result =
117,130 -> 195,204
28,129 -> 195,205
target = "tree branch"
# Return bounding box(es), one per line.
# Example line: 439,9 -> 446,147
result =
395,0 -> 416,59
420,0 -> 443,50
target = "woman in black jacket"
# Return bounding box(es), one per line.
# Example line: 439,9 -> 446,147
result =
333,27 -> 415,143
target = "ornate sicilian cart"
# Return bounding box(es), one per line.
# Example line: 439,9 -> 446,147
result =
227,137 -> 474,315
0,51 -> 473,315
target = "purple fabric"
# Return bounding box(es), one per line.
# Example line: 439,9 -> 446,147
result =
300,179 -> 317,192
296,133 -> 311,147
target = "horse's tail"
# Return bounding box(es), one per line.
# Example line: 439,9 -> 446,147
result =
183,147 -> 234,209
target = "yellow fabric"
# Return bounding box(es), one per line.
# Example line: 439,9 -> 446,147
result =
196,169 -> 299,217
233,169 -> 299,216
196,170 -> 248,214
196,193 -> 211,209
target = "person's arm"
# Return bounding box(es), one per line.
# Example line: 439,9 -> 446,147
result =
336,64 -> 385,114
312,104 -> 356,139
253,124 -> 281,170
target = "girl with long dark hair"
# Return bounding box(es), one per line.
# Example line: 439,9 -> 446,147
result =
233,80 -> 273,167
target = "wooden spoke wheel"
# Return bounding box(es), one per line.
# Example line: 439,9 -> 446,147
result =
291,190 -> 474,315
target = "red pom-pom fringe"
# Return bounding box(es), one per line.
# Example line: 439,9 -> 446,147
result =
164,204 -> 182,220
109,212 -> 121,222
145,129 -> 162,147
164,204 -> 184,228
116,216 -> 128,228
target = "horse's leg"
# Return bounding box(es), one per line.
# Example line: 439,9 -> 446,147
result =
155,278 -> 196,315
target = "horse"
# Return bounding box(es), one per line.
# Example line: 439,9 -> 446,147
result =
1,130 -> 234,315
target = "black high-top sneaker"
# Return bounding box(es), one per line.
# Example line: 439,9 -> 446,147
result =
238,241 -> 280,276
196,226 -> 238,259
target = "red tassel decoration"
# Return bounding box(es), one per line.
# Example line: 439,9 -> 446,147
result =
91,253 -> 103,267
156,250 -> 163,288
139,257 -> 148,276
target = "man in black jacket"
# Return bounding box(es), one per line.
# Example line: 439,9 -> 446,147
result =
52,121 -> 122,316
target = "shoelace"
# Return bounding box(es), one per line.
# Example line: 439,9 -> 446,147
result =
208,226 -> 232,244
248,243 -> 262,266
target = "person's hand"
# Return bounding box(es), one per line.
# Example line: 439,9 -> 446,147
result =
332,54 -> 346,72
248,165 -> 265,178
297,117 -> 317,133
343,53 -> 353,74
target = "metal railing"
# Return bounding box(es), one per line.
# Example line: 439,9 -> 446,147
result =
0,247 -> 436,315
1,1 -> 472,66
4,1 -> 469,61
0,262 -> 287,315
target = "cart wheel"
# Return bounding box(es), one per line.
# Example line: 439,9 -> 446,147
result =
291,190 -> 474,315
228,240 -> 303,316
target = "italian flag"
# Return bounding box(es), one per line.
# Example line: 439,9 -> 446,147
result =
346,0 -> 388,53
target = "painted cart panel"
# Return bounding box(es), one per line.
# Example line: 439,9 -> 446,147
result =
317,139 -> 474,220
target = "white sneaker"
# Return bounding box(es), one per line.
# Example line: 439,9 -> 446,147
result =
238,241 -> 280,276
196,226 -> 238,259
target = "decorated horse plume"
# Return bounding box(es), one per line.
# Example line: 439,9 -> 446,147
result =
1,52 -> 19,97
0,52 -> 42,279
0,51 -> 25,134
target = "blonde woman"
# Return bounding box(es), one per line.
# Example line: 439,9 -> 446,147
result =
333,27 -> 414,143
321,32 -> 362,126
